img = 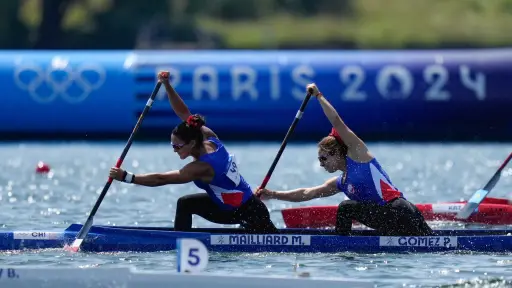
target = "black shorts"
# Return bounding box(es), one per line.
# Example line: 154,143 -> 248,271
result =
174,193 -> 279,234
335,197 -> 434,236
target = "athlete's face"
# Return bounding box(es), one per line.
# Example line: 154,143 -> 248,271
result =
171,134 -> 195,160
317,148 -> 339,173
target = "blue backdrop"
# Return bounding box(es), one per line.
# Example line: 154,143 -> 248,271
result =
1,48 -> 511,140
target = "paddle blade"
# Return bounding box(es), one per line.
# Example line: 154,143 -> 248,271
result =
456,152 -> 512,220
65,216 -> 93,252
455,189 -> 489,219
64,239 -> 83,252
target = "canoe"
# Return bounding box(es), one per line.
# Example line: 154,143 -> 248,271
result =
281,197 -> 512,228
4,224 -> 512,253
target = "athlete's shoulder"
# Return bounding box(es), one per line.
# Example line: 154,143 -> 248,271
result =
333,173 -> 345,190
201,126 -> 218,139
182,160 -> 214,179
346,149 -> 375,164
204,136 -> 225,152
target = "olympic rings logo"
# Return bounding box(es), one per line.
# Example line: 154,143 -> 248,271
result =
13,59 -> 106,104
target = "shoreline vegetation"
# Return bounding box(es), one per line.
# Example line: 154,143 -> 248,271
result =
9,0 -> 512,50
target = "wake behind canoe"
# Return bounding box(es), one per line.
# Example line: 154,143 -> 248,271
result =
1,224 -> 512,254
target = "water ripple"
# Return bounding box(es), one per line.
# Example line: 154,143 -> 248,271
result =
0,142 -> 511,287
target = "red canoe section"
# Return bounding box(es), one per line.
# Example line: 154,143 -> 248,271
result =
281,197 -> 512,228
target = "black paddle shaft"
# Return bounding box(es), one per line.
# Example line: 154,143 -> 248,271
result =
260,91 -> 313,189
75,80 -> 164,240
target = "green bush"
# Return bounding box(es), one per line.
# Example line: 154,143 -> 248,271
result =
197,0 -> 512,49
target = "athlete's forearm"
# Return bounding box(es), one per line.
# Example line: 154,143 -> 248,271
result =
269,188 -> 315,202
317,95 -> 349,132
132,173 -> 169,187
163,82 -> 191,121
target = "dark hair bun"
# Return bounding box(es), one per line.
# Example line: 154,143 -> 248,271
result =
186,114 -> 206,129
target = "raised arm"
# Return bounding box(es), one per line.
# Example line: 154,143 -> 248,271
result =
256,177 -> 340,202
159,71 -> 191,121
158,71 -> 217,139
307,83 -> 370,159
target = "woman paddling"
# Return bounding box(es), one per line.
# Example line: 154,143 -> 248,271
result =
255,83 -> 433,236
109,71 -> 278,234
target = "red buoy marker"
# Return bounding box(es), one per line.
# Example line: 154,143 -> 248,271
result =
35,161 -> 50,174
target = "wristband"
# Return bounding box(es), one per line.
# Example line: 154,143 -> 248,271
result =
123,171 -> 134,183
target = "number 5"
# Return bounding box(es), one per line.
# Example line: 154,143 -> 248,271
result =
188,248 -> 200,266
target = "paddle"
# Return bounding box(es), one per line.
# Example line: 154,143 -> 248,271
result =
65,74 -> 166,252
456,152 -> 512,220
258,89 -> 313,191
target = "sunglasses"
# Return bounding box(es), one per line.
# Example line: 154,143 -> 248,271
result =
318,156 -> 328,162
171,142 -> 186,150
